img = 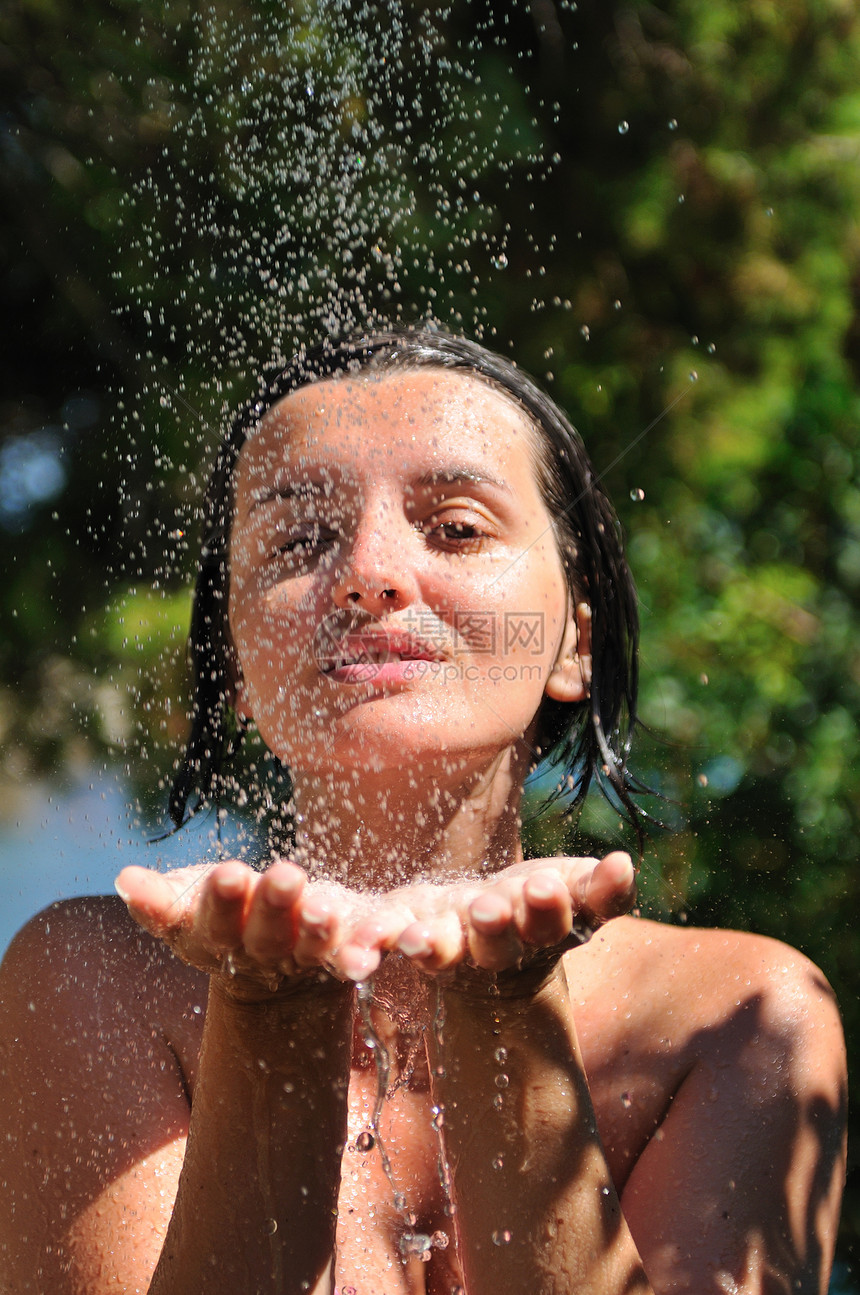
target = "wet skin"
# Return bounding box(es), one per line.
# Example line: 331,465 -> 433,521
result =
0,370 -> 847,1294
0,895 -> 845,1295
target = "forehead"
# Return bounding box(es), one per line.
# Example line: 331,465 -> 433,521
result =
236,368 -> 539,488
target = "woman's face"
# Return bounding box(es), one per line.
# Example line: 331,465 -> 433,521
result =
229,368 -> 589,782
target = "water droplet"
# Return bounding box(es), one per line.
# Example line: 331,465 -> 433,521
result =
706,342 -> 716,354
621,1092 -> 632,1109
493,1093 -> 505,1110
689,370 -> 698,382
618,120 -> 629,135
629,487 -> 645,502
491,252 -> 508,270
431,1106 -> 445,1130
765,206 -> 774,217
700,673 -> 709,685
492,1153 -> 504,1169
494,1073 -> 509,1089
492,1228 -> 512,1245
399,1230 -> 433,1258
601,1185 -> 610,1196
493,1046 -> 508,1064
697,773 -> 708,787
613,298 -> 622,310
356,1130 -> 375,1152
668,117 -> 679,130
580,324 -> 590,340
264,1217 -> 278,1234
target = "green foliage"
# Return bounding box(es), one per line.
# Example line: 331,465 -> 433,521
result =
2,0 -> 860,1270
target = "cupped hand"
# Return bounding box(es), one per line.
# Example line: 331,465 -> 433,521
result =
338,852 -> 636,983
114,860 -> 376,997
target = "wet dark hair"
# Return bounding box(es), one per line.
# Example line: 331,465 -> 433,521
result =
169,327 -> 643,845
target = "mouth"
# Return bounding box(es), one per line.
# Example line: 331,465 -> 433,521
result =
315,629 -> 446,678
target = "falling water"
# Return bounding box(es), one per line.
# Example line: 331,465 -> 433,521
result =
355,978 -> 452,1262
124,0 -> 553,419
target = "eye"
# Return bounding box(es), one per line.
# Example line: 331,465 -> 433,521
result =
420,512 -> 493,553
269,524 -> 338,562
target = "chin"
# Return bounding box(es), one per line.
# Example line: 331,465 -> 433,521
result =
294,722 -> 525,792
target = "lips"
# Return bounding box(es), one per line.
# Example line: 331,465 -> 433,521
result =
318,631 -> 445,674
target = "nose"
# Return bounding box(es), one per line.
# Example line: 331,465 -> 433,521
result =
330,510 -> 418,614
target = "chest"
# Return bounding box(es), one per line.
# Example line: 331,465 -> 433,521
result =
334,1067 -> 461,1295
330,1006 -> 671,1295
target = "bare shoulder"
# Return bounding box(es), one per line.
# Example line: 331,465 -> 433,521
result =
3,892 -> 156,977
568,913 -> 847,1267
0,893 -> 207,1030
571,913 -> 844,1049
0,897 -> 207,1292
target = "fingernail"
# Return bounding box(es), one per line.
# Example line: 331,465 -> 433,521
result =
471,897 -> 504,924
265,875 -> 296,905
397,929 -> 432,959
526,876 -> 556,901
114,878 -> 131,904
215,873 -> 245,900
300,910 -> 330,935
339,947 -> 378,982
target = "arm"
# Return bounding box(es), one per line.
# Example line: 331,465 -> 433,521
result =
436,934 -> 846,1295
346,850 -> 654,1295
0,863 -> 361,1295
0,898 -> 193,1292
351,862 -> 846,1295
618,931 -> 847,1295
432,968 -> 653,1295
150,973 -> 353,1294
122,861 -> 357,1295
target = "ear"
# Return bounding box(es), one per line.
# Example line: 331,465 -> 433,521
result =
545,601 -> 592,703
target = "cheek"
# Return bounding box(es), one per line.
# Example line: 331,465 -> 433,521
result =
476,558 -> 569,670
229,572 -> 323,695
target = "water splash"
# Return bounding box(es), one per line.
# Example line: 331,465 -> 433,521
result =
431,982 -> 455,1213
356,979 -> 453,1261
355,979 -> 405,1214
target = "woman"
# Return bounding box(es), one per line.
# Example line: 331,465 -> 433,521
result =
0,331 -> 846,1294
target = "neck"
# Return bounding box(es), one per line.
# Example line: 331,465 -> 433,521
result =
289,748 -> 529,890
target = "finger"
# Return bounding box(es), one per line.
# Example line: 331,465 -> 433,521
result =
293,891 -> 348,971
242,862 -> 306,963
349,904 -> 416,954
115,865 -> 206,936
330,900 -> 417,981
198,862 -> 256,952
580,851 -> 636,921
331,943 -> 380,983
396,909 -> 467,971
520,871 -> 574,947
466,888 -> 523,971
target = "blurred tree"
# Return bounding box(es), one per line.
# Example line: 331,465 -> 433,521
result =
1,0 -> 859,1276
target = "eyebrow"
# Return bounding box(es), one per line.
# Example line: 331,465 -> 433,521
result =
248,468 -> 512,506
413,468 -> 513,494
248,481 -> 328,507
